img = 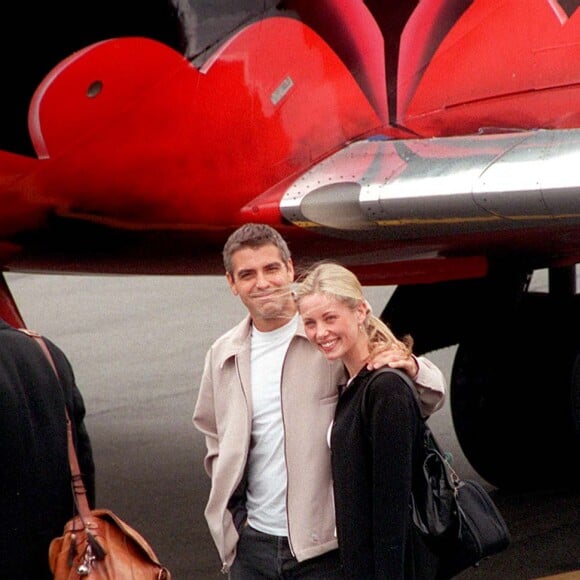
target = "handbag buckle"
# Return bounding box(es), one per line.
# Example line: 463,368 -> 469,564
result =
77,544 -> 96,576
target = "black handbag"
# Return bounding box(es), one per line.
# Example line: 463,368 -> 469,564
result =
366,368 -> 511,579
434,478 -> 511,579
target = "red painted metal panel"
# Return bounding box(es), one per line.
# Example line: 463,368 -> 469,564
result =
26,18 -> 381,229
287,0 -> 388,122
400,0 -> 580,135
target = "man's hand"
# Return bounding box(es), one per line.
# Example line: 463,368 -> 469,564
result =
366,346 -> 418,378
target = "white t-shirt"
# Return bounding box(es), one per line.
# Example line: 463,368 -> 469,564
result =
246,314 -> 299,536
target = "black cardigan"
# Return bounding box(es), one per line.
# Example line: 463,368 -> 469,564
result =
0,320 -> 95,579
331,367 -> 438,579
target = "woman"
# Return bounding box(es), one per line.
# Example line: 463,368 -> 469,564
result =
295,262 -> 440,579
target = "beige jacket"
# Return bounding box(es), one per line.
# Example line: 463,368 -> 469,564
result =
193,315 -> 445,573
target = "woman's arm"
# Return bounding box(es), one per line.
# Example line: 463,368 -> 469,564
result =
367,349 -> 446,416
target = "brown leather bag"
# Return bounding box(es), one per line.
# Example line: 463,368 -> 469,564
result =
21,330 -> 172,579
48,508 -> 171,579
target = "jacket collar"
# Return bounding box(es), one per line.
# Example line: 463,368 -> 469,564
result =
217,315 -> 252,367
216,312 -> 307,369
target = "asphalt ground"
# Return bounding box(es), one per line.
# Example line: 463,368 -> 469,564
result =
5,272 -> 579,579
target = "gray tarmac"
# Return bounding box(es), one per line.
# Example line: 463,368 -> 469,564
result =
5,272 -> 579,579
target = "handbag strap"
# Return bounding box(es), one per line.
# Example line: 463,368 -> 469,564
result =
363,366 -> 422,415
366,366 -> 460,485
17,328 -> 92,518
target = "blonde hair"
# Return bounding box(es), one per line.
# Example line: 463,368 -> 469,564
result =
294,262 -> 412,356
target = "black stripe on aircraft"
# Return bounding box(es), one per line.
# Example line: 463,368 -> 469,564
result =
557,0 -> 579,18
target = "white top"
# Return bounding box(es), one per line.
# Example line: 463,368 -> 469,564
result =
246,314 -> 299,536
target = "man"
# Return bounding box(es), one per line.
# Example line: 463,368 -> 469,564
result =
193,223 -> 445,578
0,319 -> 95,579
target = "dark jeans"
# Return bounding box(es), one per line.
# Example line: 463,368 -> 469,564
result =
230,525 -> 343,579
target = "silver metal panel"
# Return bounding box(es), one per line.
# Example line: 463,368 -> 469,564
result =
280,129 -> 580,241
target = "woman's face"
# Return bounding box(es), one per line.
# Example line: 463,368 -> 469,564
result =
299,292 -> 367,369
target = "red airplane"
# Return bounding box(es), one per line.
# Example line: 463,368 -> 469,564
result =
0,0 -> 578,490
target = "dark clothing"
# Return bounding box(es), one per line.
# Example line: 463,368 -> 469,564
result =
331,367 -> 438,579
230,525 -> 343,579
0,320 -> 95,580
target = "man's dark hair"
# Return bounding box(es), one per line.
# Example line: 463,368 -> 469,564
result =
223,223 -> 291,274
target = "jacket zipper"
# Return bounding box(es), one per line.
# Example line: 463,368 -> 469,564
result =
280,340 -> 296,558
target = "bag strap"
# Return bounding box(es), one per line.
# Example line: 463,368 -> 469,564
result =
17,328 -> 92,518
365,367 -> 460,482
360,367 -> 423,442
363,366 -> 422,417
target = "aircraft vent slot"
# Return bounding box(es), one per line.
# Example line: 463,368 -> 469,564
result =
87,81 -> 103,98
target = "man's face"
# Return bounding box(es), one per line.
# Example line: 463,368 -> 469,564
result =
226,244 -> 296,331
